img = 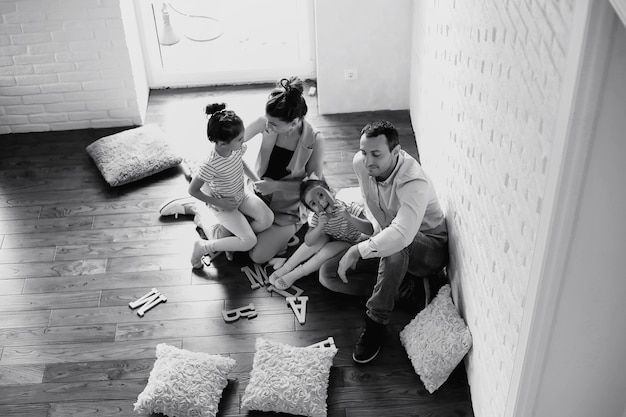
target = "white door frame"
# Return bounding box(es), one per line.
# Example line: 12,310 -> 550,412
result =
133,0 -> 317,88
505,1 -> 615,415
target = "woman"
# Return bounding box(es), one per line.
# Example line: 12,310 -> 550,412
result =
160,76 -> 324,265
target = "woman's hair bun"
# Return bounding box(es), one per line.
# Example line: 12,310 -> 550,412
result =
205,102 -> 227,115
279,77 -> 304,97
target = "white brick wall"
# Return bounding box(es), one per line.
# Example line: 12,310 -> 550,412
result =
0,0 -> 147,134
409,1 -> 574,415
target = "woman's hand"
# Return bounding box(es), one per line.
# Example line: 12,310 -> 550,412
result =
253,178 -> 278,196
212,196 -> 239,211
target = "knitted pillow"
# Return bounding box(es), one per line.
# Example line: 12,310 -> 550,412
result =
86,124 -> 182,186
241,338 -> 338,417
134,343 -> 236,417
399,284 -> 472,393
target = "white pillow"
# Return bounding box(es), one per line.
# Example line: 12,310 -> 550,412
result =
241,338 -> 338,417
134,343 -> 236,417
86,124 -> 182,186
399,284 -> 472,393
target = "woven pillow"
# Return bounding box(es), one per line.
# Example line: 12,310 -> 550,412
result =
241,338 -> 338,417
134,343 -> 236,417
86,124 -> 182,186
399,284 -> 472,393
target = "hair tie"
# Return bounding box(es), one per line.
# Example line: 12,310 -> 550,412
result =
280,78 -> 291,94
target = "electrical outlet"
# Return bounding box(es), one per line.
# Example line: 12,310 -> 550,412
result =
344,69 -> 358,80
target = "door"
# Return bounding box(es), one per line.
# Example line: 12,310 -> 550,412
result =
134,0 -> 316,88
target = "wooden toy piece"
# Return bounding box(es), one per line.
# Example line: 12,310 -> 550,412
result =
137,294 -> 167,317
129,288 -> 159,309
254,263 -> 269,285
307,337 -> 336,349
241,266 -> 261,289
267,284 -> 304,299
222,303 -> 256,322
202,251 -> 224,267
286,296 -> 308,325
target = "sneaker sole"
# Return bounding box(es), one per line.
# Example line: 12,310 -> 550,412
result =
352,346 -> 381,364
159,198 -> 193,216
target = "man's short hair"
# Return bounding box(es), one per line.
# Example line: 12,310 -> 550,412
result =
360,120 -> 399,151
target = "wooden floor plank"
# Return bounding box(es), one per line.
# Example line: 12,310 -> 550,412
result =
48,300 -> 225,326
114,313 -> 296,342
0,339 -> 183,366
0,324 -> 116,347
0,206 -> 41,222
47,400 -> 149,417
0,365 -> 45,386
0,379 -> 148,405
0,247 -> 56,264
0,404 -> 49,417
0,310 -> 51,330
54,238 -> 189,261
42,358 -> 155,383
0,259 -> 107,279
38,198 -> 165,218
0,279 -> 26,295
0,226 -> 163,249
0,216 -> 94,235
0,290 -> 101,312
22,270 -> 192,294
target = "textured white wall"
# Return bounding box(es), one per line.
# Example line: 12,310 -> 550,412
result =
0,0 -> 148,134
315,0 -> 412,114
409,1 -> 574,415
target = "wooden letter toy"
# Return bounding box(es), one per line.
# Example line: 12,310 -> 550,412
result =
267,284 -> 304,299
286,296 -> 308,325
241,264 -> 267,289
129,288 -> 167,317
222,303 -> 257,322
307,337 -> 336,349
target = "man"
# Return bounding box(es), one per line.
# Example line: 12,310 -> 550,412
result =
318,120 -> 449,364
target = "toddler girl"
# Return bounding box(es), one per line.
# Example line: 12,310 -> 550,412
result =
268,178 -> 372,288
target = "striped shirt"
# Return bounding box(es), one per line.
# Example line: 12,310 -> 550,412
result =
198,144 -> 246,205
308,200 -> 366,244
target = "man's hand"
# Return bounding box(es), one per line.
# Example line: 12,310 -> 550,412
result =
338,245 -> 360,283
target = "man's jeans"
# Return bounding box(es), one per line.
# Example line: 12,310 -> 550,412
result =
318,223 -> 448,324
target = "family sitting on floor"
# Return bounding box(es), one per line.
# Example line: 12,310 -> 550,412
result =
159,76 -> 449,364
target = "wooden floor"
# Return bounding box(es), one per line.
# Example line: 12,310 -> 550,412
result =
0,84 -> 473,417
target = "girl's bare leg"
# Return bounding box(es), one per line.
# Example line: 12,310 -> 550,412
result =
269,237 -> 328,280
272,241 -> 351,289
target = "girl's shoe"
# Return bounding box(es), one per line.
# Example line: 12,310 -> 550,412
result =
159,197 -> 197,218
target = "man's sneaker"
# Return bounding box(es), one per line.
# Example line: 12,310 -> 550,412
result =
353,315 -> 386,364
159,197 -> 197,218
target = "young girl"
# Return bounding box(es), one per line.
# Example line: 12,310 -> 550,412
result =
189,103 -> 274,268
268,178 -> 373,289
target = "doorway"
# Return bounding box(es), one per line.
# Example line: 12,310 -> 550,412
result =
134,0 -> 316,88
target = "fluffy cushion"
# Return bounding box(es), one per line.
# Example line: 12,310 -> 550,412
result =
86,124 -> 182,186
399,284 -> 472,393
134,343 -> 236,417
241,338 -> 338,417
